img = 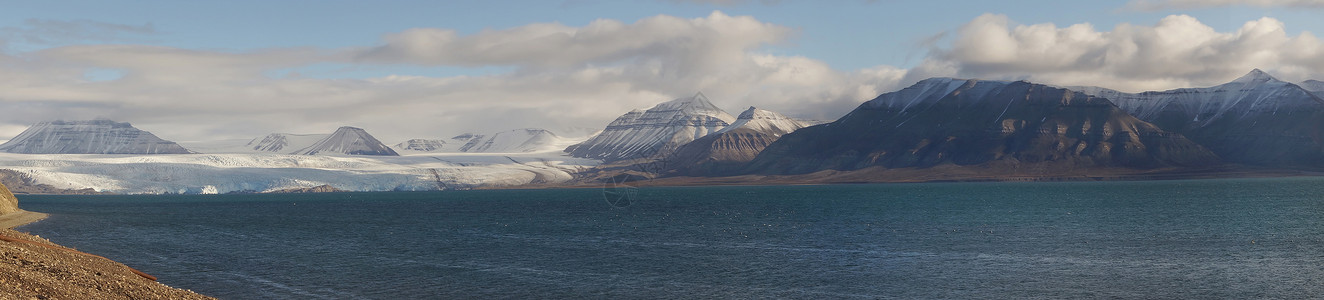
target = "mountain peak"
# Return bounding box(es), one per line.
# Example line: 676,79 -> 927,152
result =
566,93 -> 735,161
653,92 -> 729,120
1231,68 -> 1279,84
294,126 -> 398,156
0,119 -> 192,154
719,107 -> 805,136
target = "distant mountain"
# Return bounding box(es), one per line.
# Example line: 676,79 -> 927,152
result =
744,78 -> 1219,175
666,107 -> 807,176
1077,69 -> 1324,167
293,126 -> 398,156
0,120 -> 192,154
566,93 -> 735,161
1300,79 -> 1324,98
458,128 -> 563,153
393,139 -> 449,152
248,133 -> 329,153
394,129 -> 567,153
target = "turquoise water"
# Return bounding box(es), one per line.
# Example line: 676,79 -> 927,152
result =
15,178 -> 1324,299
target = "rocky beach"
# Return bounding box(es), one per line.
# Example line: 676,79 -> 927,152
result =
0,182 -> 211,299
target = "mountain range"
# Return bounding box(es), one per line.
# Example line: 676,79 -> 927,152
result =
1,69 -> 1322,193
1074,69 -> 1324,167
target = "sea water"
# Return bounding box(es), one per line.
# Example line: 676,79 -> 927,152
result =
15,177 -> 1324,299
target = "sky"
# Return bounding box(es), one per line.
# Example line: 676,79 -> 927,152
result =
2,0 -> 1324,143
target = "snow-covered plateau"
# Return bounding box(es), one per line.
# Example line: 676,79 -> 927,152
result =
0,151 -> 599,194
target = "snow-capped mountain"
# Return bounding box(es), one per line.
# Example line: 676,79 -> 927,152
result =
1300,79 -> 1324,98
394,129 -> 574,153
458,128 -> 564,153
293,126 -> 399,156
667,107 -> 807,175
0,120 -> 192,154
1075,69 -> 1324,166
717,106 -> 807,136
745,78 -> 1218,174
566,92 -> 736,161
393,139 -> 449,152
248,133 -> 329,153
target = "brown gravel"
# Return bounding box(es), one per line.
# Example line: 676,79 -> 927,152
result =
0,229 -> 213,300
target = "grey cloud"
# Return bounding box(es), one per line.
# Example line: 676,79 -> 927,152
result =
0,12 -> 907,143
916,13 -> 1324,92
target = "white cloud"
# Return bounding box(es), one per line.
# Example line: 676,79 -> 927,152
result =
918,13 -> 1324,92
355,11 -> 789,71
0,11 -> 905,144
1125,0 -> 1324,10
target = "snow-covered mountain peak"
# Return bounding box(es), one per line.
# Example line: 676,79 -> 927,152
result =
649,92 -> 736,123
719,107 -> 806,136
293,126 -> 398,156
566,93 -> 736,161
0,120 -> 193,154
1230,68 -> 1278,85
393,139 -> 448,152
458,128 -> 566,153
1299,79 -> 1324,95
863,78 -> 1017,111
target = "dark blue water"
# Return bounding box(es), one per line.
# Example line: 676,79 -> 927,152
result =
15,178 -> 1324,299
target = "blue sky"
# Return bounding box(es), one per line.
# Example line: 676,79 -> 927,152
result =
6,1 -> 1316,72
1,0 -> 1322,141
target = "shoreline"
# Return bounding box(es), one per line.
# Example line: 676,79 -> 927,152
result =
0,210 -> 49,229
5,165 -> 1323,195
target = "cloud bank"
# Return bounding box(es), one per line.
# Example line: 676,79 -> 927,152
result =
0,11 -> 1321,145
0,12 -> 904,143
912,13 -> 1324,92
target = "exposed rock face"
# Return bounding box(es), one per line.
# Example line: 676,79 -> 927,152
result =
1078,69 -> 1324,167
745,78 -> 1219,175
566,93 -> 735,161
247,133 -> 328,153
0,181 -> 17,215
0,120 -> 192,154
459,128 -> 562,153
666,107 -> 807,176
293,126 -> 399,156
0,169 -> 103,195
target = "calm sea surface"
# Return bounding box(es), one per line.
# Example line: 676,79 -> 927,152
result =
15,178 -> 1324,299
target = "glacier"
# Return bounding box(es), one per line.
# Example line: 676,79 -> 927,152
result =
0,151 -> 599,194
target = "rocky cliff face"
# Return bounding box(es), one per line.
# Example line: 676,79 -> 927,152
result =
0,120 -> 192,154
1078,69 -> 1324,167
666,107 -> 807,176
566,93 -> 735,161
293,126 -> 399,156
0,182 -> 17,215
745,78 -> 1219,175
